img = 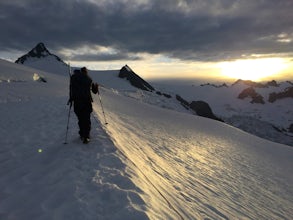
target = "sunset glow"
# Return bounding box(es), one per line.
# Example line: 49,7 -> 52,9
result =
218,58 -> 288,81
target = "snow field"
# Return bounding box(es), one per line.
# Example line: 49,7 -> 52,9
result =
94,88 -> 293,219
1,59 -> 292,219
0,61 -> 147,219
0,97 -> 148,220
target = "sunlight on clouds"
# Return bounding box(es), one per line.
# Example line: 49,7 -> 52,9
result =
218,58 -> 288,81
277,38 -> 292,43
85,0 -> 151,11
63,51 -> 292,82
129,57 -> 222,80
277,33 -> 292,43
66,53 -> 219,80
60,45 -> 118,59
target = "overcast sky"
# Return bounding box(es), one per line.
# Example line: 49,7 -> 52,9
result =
1,0 -> 293,80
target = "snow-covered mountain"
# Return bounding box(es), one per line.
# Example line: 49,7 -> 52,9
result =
0,58 -> 292,219
15,42 -> 68,75
149,79 -> 293,146
95,67 -> 293,145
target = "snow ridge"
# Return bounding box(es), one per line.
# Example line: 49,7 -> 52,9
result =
93,88 -> 293,219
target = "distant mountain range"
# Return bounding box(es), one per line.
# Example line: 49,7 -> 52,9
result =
15,43 -> 293,146
232,79 -> 293,104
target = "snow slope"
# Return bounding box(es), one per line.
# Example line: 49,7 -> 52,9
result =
0,59 -> 147,219
93,88 -> 293,219
154,80 -> 293,130
94,72 -> 293,146
0,59 -> 292,219
148,80 -> 293,146
16,55 -> 68,76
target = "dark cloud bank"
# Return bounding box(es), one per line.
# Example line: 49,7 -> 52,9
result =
1,0 -> 292,62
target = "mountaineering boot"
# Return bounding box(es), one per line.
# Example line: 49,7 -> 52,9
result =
83,137 -> 90,144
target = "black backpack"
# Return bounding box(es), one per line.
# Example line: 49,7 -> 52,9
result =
70,70 -> 93,102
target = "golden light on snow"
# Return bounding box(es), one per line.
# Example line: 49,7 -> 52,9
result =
218,58 -> 288,81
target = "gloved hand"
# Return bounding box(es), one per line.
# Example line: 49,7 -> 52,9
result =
67,99 -> 73,107
92,83 -> 99,94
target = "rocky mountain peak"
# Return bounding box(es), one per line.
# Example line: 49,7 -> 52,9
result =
33,42 -> 50,56
232,79 -> 279,88
118,65 -> 155,92
15,42 -> 64,64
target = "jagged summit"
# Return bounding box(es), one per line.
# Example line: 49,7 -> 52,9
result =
14,42 -> 68,75
118,64 -> 155,92
15,42 -> 65,64
232,79 -> 279,88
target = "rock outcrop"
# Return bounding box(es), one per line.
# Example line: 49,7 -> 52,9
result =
238,87 -> 265,104
189,101 -> 223,122
268,86 -> 293,103
176,95 -> 223,122
118,65 -> 154,92
232,79 -> 279,88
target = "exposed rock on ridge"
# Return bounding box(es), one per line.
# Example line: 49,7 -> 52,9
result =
15,42 -> 65,64
118,65 -> 154,92
269,86 -> 293,103
238,87 -> 265,104
176,95 -> 223,122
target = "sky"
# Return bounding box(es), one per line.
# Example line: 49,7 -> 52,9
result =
0,0 -> 293,81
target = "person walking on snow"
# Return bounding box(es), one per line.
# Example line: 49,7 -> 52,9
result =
68,67 -> 99,144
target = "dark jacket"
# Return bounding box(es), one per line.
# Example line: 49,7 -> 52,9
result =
69,70 -> 98,104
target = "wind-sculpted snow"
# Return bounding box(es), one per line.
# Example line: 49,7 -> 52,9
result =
93,88 -> 293,219
1,59 -> 292,219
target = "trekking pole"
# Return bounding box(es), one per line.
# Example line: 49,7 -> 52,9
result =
97,91 -> 108,125
64,104 -> 72,144
64,63 -> 72,144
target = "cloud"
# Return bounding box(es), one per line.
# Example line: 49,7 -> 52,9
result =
0,0 -> 292,62
59,45 -> 142,61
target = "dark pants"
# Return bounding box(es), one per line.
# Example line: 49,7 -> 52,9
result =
74,101 -> 92,139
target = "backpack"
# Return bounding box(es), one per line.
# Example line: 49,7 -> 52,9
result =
70,70 -> 93,102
